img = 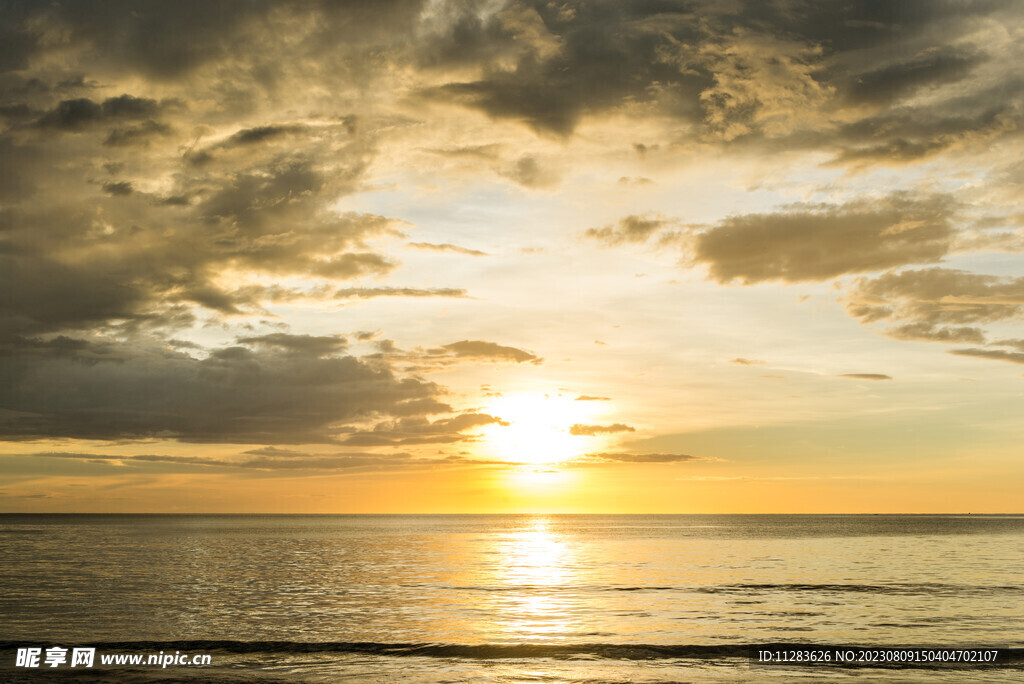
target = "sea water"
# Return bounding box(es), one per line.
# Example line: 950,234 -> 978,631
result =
1,514 -> 1022,681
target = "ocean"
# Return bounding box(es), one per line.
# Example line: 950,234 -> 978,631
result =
1,514 -> 1021,681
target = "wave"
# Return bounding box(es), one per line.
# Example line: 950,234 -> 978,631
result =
1,641 -> 1020,664
436,582 -> 1022,595
696,582 -> 1024,595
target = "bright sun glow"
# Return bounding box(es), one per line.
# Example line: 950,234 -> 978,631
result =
480,393 -> 603,465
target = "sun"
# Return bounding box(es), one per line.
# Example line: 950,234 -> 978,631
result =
479,393 -> 602,466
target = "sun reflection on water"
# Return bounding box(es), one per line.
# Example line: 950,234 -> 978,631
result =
491,517 -> 581,641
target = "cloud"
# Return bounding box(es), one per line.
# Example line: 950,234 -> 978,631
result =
575,395 -> 610,401
7,449 -> 513,475
697,28 -> 834,141
339,412 -> 508,446
841,47 -> 989,107
991,339 -> 1024,351
412,0 -> 1022,158
569,423 -> 635,436
586,194 -> 959,284
0,123 -> 404,330
223,124 -> 310,147
366,339 -> 543,369
586,214 -> 667,245
580,452 -> 700,464
846,268 -> 1024,346
101,181 -> 133,196
950,348 -> 1024,365
35,95 -> 164,130
831,267 -> 1024,363
407,242 -> 488,257
360,338 -> 547,375
334,287 -> 468,300
4,0 -> 1018,161
314,253 -> 397,280
424,144 -> 502,160
499,155 -> 560,189
693,194 -> 957,283
824,102 -> 1021,167
435,340 -> 542,364
418,7 -> 669,137
0,339 -> 441,443
2,0 -> 1022,461
885,323 -> 987,344
415,3 -> 832,140
103,120 -> 173,146
839,373 -> 892,381
730,358 -> 765,366
236,333 -> 348,356
223,453 -> 421,471
617,177 -> 653,187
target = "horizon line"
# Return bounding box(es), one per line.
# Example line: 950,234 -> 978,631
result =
2,511 -> 1019,516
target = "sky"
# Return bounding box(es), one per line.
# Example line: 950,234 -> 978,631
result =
1,0 -> 1023,513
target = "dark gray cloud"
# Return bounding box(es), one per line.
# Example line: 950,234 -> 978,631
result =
3,0 -> 1019,163
4,91 -> 390,375
101,181 -> 133,196
824,101 -> 1021,167
35,98 -> 103,129
103,120 -> 173,147
0,103 -> 35,122
0,15 -> 40,73
0,138 -> 49,201
0,0 -> 422,82
33,95 -> 167,131
0,339 -> 439,443
842,48 -> 989,107
412,0 -> 1022,158
418,0 -> 706,138
224,124 -> 309,146
28,1 -> 275,79
0,251 -> 151,335
0,117 -> 402,338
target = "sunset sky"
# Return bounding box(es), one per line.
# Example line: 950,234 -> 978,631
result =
2,0 -> 1023,512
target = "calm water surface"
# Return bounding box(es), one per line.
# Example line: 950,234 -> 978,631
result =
1,514 -> 1022,681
